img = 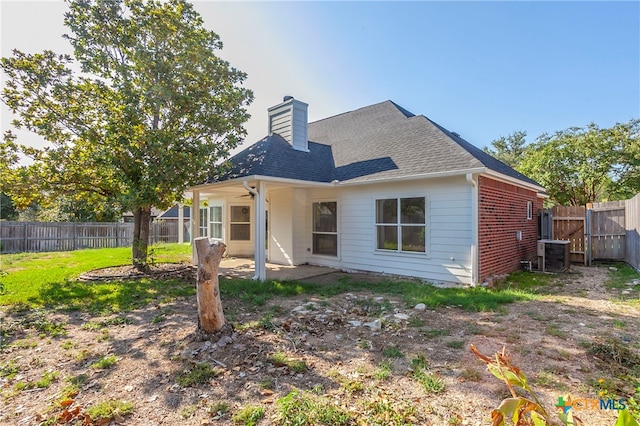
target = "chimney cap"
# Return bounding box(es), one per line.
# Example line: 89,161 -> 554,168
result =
283,95 -> 294,102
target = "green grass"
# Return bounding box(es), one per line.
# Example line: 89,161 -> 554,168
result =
221,276 -> 537,312
382,346 -> 404,358
90,355 -> 118,369
0,243 -> 192,311
267,352 -> 308,373
85,400 -> 134,422
175,362 -> 220,387
1,244 -> 538,314
604,262 -> 640,289
276,390 -> 353,426
232,404 -> 265,426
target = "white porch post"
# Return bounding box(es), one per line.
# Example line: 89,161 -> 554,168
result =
253,180 -> 267,280
466,173 -> 479,286
192,191 -> 200,264
178,203 -> 184,244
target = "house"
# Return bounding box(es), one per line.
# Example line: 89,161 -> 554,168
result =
186,97 -> 546,285
121,207 -> 163,223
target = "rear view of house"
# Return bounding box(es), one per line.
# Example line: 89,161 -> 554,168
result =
187,97 -> 545,285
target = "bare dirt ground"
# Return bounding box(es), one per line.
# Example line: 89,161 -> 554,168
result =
1,265 -> 638,425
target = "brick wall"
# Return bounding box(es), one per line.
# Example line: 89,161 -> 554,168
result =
478,176 -> 543,281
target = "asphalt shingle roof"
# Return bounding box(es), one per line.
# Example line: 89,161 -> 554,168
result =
208,101 -> 541,188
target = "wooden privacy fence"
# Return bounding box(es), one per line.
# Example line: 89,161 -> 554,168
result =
542,192 -> 640,271
0,221 -> 189,254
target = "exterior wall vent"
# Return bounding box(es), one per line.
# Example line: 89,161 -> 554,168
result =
268,97 -> 309,152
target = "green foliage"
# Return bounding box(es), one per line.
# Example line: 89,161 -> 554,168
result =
382,346 -> 404,358
276,390 -> 353,426
267,352 -> 308,373
484,130 -> 528,168
374,361 -> 392,380
175,362 -> 219,387
84,400 -> 134,422
0,192 -> 18,220
410,355 -> 445,394
90,355 -> 118,369
232,404 -> 265,426
517,120 -> 640,205
1,0 -> 253,266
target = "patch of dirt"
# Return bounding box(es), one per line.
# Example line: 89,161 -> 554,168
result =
78,263 -> 195,282
1,265 -> 638,425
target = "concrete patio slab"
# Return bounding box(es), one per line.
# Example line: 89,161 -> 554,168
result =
218,257 -> 337,281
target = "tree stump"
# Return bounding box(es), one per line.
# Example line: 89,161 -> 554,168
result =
195,237 -> 227,334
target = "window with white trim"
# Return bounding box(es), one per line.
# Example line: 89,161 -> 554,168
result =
527,201 -> 533,220
209,206 -> 223,239
230,206 -> 251,241
376,197 -> 426,253
199,207 -> 208,237
312,201 -> 338,256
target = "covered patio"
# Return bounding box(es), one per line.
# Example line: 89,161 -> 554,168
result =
218,257 -> 337,281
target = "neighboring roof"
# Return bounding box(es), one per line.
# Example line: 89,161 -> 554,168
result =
122,207 -> 164,218
208,100 -> 542,188
157,205 -> 191,219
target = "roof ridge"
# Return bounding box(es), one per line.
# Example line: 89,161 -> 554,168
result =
309,100 -> 405,125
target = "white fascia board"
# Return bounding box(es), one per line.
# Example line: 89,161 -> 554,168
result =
482,169 -> 547,194
186,175 -> 336,193
335,168 -> 487,187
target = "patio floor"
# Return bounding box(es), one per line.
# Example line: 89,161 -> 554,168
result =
218,257 -> 337,281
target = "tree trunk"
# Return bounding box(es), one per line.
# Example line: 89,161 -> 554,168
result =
132,206 -> 151,270
195,237 -> 227,334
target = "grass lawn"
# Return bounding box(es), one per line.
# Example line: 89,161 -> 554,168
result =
0,243 -> 192,311
0,243 -> 543,314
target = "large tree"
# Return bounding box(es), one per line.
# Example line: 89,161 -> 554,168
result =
483,130 -> 528,168
1,0 -> 253,268
517,120 -> 639,206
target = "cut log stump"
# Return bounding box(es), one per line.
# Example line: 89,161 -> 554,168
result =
194,237 -> 227,335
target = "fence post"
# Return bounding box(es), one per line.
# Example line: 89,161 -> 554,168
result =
585,204 -> 592,267
23,222 -> 27,252
116,222 -> 119,247
73,222 -> 77,250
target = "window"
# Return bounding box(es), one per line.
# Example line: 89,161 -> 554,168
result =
312,201 -> 338,256
199,207 -> 208,237
209,206 -> 223,239
527,201 -> 533,220
376,197 -> 426,253
230,206 -> 251,241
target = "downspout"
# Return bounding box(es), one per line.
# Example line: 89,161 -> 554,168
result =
466,173 -> 479,286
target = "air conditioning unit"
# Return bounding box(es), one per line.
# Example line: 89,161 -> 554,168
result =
537,240 -> 571,272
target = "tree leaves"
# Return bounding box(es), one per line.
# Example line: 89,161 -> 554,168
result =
1,0 -> 253,265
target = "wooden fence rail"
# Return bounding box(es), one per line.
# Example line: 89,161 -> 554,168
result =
542,192 -> 640,271
625,193 -> 640,271
0,221 -> 189,254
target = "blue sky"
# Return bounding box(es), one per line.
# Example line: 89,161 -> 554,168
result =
1,1 -> 639,152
